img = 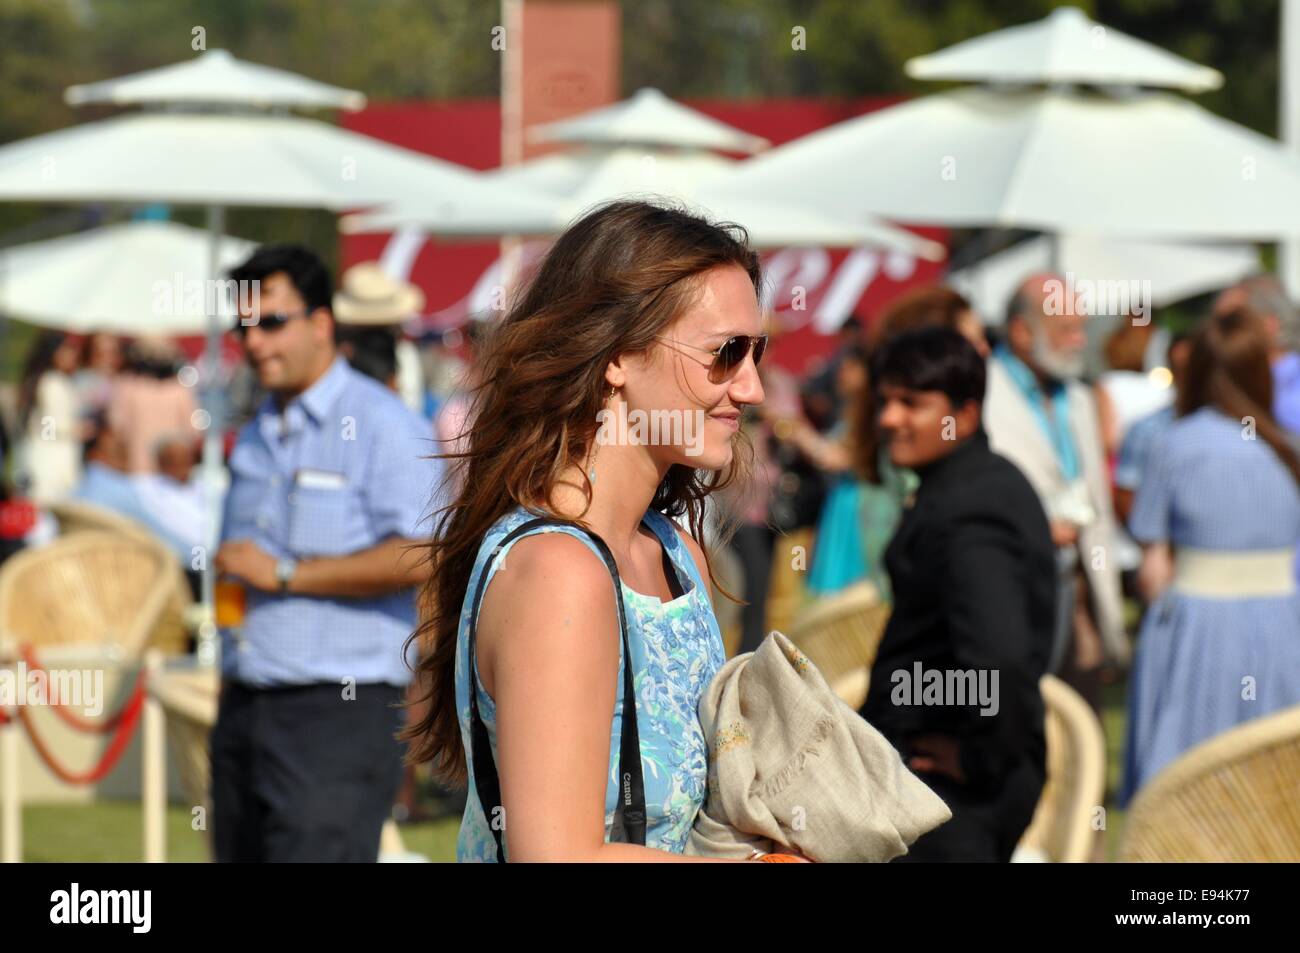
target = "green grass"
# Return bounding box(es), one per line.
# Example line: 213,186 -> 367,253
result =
16,802 -> 460,863
14,680 -> 1132,863
1102,677 -> 1128,861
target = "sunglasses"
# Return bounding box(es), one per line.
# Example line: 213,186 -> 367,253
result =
655,334 -> 768,383
234,309 -> 310,337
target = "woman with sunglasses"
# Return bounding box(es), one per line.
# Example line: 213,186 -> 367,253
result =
403,200 -> 783,862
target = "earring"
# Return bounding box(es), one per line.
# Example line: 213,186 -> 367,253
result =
589,385 -> 616,485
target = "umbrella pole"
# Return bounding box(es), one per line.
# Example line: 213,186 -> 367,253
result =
197,204 -> 226,670
1281,0 -> 1300,300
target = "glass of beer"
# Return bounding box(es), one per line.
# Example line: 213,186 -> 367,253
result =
215,578 -> 247,628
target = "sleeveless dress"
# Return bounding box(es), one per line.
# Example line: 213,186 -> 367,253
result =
453,505 -> 726,861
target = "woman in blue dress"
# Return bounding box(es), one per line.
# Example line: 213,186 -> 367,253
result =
1121,306 -> 1300,804
402,201 -> 786,861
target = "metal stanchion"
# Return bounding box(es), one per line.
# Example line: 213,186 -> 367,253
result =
0,668 -> 19,862
142,650 -> 165,863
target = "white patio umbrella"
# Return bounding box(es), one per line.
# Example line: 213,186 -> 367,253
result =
344,145 -> 945,258
0,110 -> 559,231
906,6 -> 1223,92
0,51 -> 559,664
949,233 -> 1261,323
65,48 -> 368,110
528,86 -> 770,154
348,86 -> 944,256
0,220 -> 256,334
714,84 -> 1300,241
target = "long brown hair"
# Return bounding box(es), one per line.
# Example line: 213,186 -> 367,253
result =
403,200 -> 763,782
1180,305 -> 1300,483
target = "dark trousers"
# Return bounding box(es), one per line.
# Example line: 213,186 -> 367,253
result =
211,680 -> 405,863
893,760 -> 1044,863
732,523 -> 775,656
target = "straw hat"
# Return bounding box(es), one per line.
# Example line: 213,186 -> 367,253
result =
129,335 -> 182,362
333,262 -> 425,326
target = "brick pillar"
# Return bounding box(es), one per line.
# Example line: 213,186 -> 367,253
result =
500,0 -> 621,166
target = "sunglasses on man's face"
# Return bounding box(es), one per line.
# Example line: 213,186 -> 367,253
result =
656,333 -> 768,383
234,309 -> 309,338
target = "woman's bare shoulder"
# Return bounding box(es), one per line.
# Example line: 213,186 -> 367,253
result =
488,530 -> 614,592
477,530 -> 620,692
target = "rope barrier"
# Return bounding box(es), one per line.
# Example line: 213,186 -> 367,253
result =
2,646 -> 150,785
19,643 -> 134,733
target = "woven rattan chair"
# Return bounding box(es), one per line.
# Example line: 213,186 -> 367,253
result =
46,499 -> 157,542
45,500 -> 192,654
0,530 -> 176,658
1118,704 -> 1300,861
148,665 -> 220,818
1013,675 -> 1107,862
785,580 -> 890,710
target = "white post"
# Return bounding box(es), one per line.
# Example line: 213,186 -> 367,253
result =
142,651 -> 165,863
0,691 -> 19,863
499,0 -> 525,310
196,205 -> 226,670
1280,0 -> 1300,298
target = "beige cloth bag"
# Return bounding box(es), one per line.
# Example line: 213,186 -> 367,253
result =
684,632 -> 951,862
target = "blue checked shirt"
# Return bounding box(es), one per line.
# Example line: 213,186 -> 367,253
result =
1115,405 -> 1174,492
219,356 -> 437,687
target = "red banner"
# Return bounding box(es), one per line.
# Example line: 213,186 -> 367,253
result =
341,97 -> 947,379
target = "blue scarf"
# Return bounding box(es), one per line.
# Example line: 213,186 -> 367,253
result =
996,345 -> 1080,481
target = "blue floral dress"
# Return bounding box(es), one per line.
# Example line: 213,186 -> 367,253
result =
454,506 -> 725,861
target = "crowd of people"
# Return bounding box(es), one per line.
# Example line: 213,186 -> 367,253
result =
740,266 -> 1300,858
0,330 -> 206,573
1,198 -> 1297,862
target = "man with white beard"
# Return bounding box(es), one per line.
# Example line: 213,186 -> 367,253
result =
983,274 -> 1127,715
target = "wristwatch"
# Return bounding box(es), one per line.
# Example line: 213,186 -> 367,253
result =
275,557 -> 298,593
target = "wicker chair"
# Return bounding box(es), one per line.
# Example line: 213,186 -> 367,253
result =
0,530 -> 176,658
148,665 -> 220,819
1118,704 -> 1300,861
785,581 -> 890,710
46,499 -> 158,542
1013,675 -> 1107,862
45,500 -> 192,655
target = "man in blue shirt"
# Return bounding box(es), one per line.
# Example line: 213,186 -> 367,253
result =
212,245 -> 435,863
75,421 -> 151,526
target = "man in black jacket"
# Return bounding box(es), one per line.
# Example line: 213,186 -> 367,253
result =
859,326 -> 1056,862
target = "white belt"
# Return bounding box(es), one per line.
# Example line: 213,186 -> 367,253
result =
1173,547 -> 1297,598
